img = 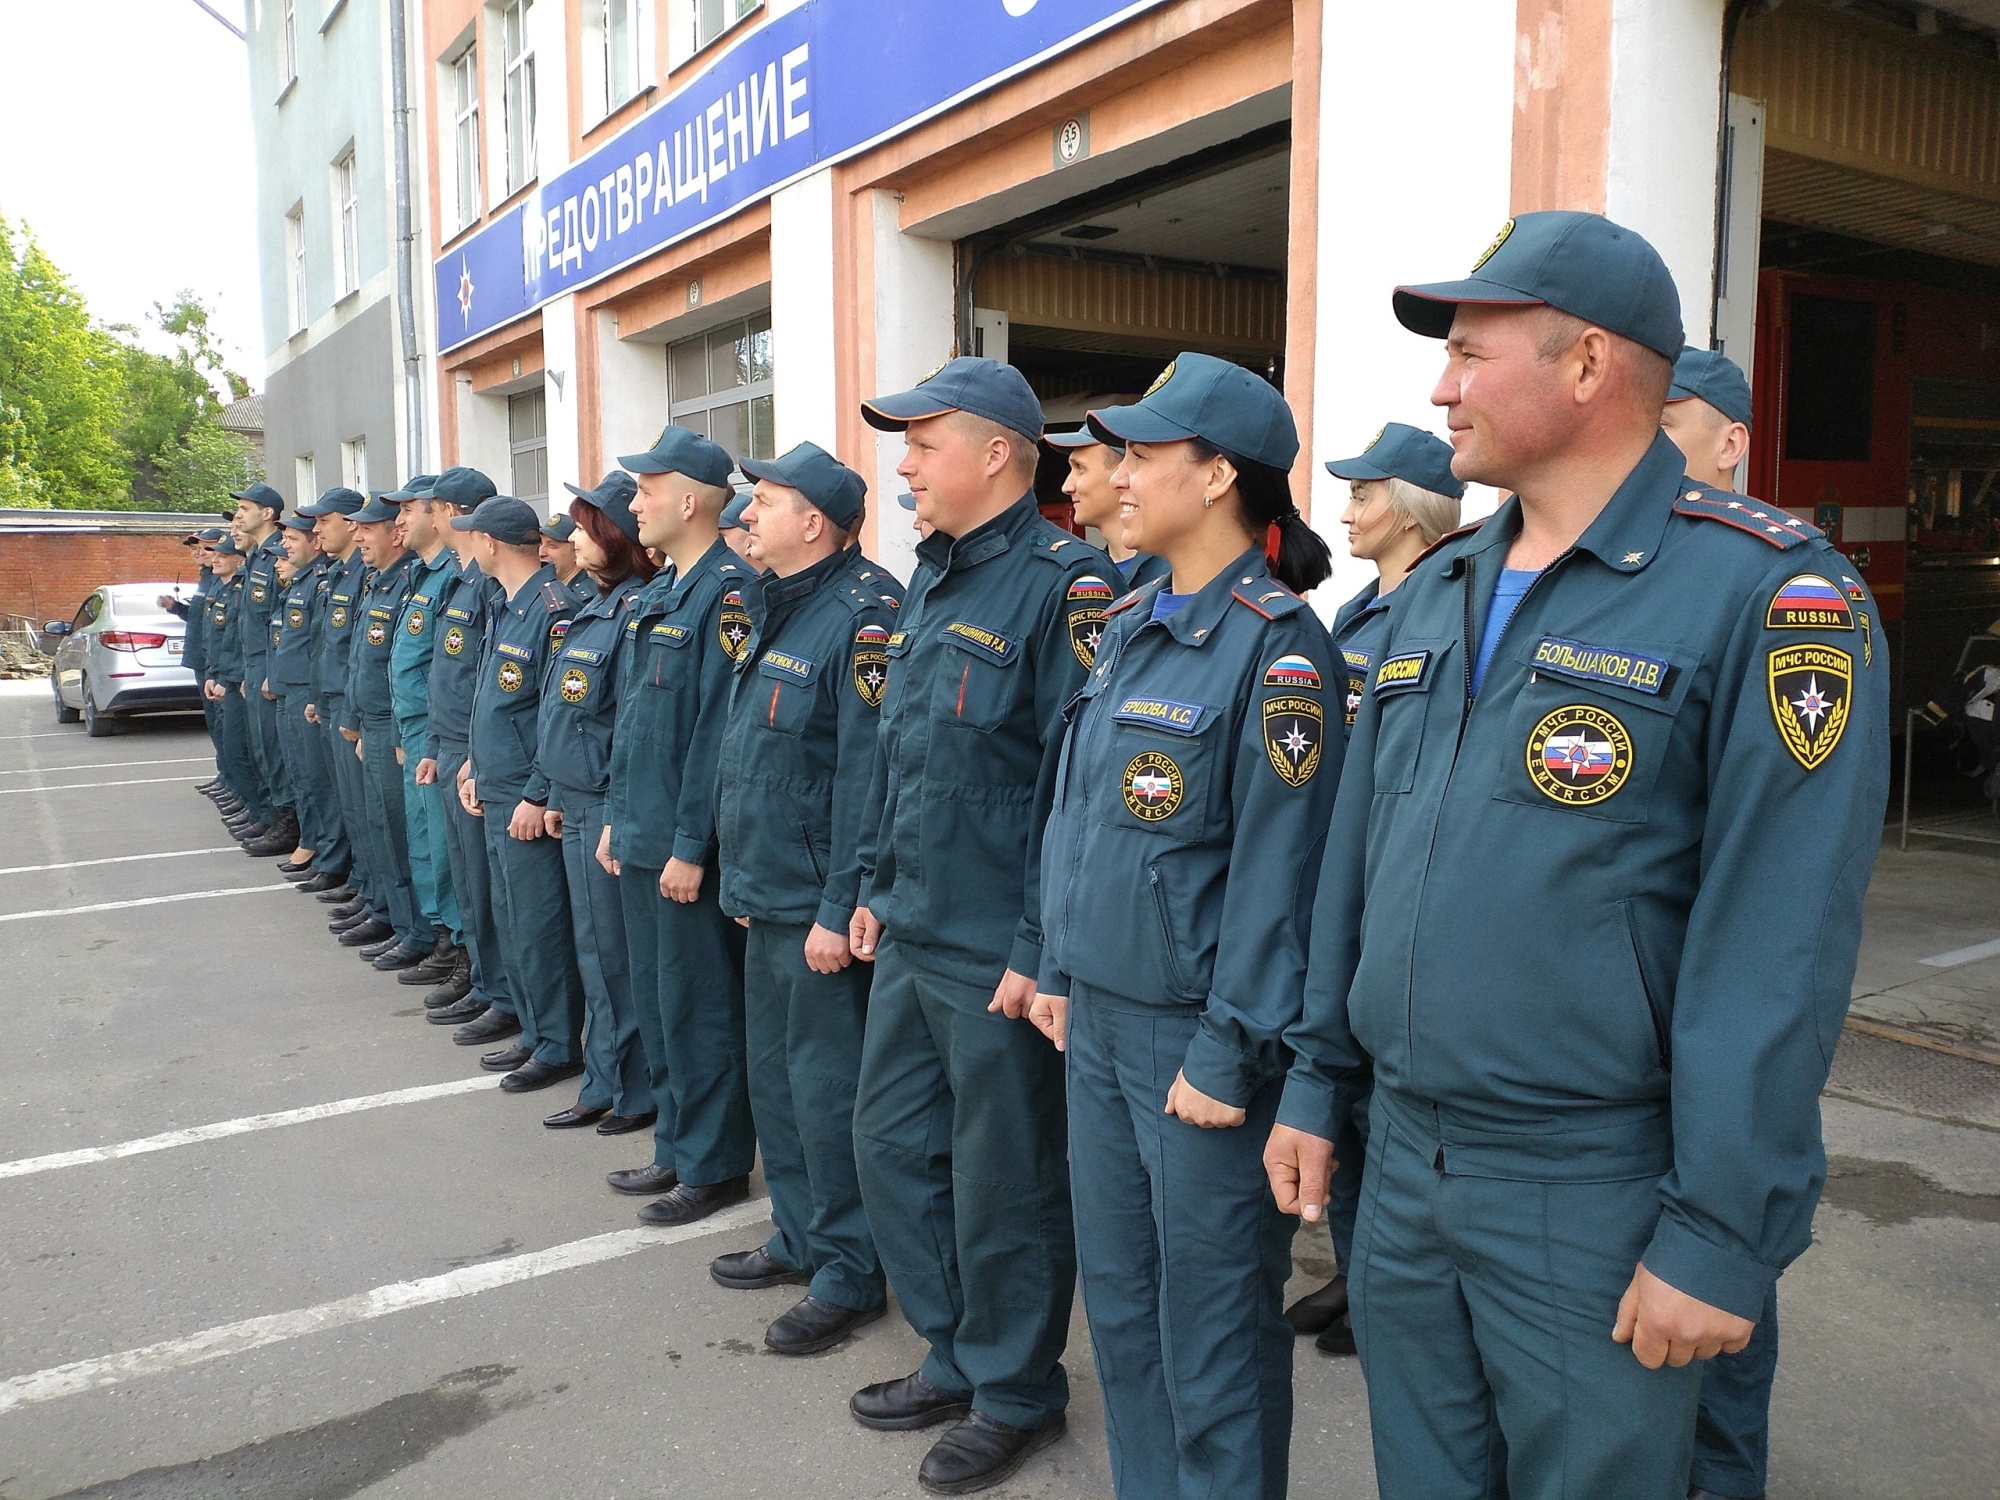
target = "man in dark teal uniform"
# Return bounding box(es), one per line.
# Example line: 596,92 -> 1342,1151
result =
711,442 -> 901,1357
456,495 -> 586,1093
270,514 -> 337,885
846,358 -> 1115,1494
166,528 -> 224,796
599,426 -> 759,1222
201,539 -> 260,824
1045,427 -> 1171,590
233,483 -> 296,857
540,513 -> 595,603
347,493 -> 434,971
385,475 -> 472,1004
1267,211 -> 1889,1500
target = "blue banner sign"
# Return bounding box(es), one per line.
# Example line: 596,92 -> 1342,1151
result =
437,0 -> 1171,351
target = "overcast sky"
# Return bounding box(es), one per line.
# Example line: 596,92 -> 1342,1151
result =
0,0 -> 263,385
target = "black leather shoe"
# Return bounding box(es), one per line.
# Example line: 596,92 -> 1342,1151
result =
766,1295 -> 885,1356
371,941 -> 432,971
338,919 -> 394,947
1314,1314 -> 1356,1357
196,778 -> 223,794
420,954 -> 473,1004
850,1372 -> 974,1433
358,935 -> 401,960
328,912 -> 372,935
1688,1490 -> 1764,1500
479,1043 -> 533,1072
242,834 -> 292,857
329,898 -> 366,920
500,1059 -> 585,1093
711,1246 -> 811,1291
544,1102 -> 609,1129
456,1011 -> 521,1046
607,1163 -> 678,1196
595,1110 -> 656,1136
1285,1274 -> 1349,1335
277,856 -> 314,876
636,1175 -> 749,1226
427,996 -> 487,1025
306,877 -> 352,898
399,937 -> 457,985
919,1412 -> 1065,1494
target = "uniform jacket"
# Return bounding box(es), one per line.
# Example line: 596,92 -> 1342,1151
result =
424,560 -> 498,753
1330,579 -> 1394,739
716,546 -> 904,930
857,491 -> 1116,983
206,574 -> 245,686
469,563 -> 575,807
313,548 -> 367,711
178,567 -> 214,681
1039,549 -> 1342,1107
351,553 -> 418,721
391,548 -> 461,722
271,558 -> 325,693
239,531 -> 285,686
605,538 -> 755,870
1278,433 -> 1890,1322
1120,551 -> 1174,592
536,571 -> 646,802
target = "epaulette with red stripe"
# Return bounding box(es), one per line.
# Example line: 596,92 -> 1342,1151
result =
1411,520 -> 1487,570
1103,587 -> 1151,618
1231,580 -> 1305,620
1671,488 -> 1818,549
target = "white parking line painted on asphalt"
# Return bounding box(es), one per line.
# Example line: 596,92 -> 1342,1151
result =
0,775 -> 208,797
0,1076 -> 500,1181
0,884 -> 285,925
0,757 -> 212,777
1918,936 -> 2000,969
0,1200 -> 772,1415
0,847 -> 238,878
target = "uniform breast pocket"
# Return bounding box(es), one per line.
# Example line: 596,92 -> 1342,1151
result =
936,623 -> 1026,732
1370,639 -> 1457,795
1100,696 -> 1225,838
757,654 -> 821,736
1492,638 -> 1701,824
643,621 -> 694,689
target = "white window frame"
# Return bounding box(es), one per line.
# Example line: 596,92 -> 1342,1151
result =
666,312 -> 775,461
341,437 -> 368,494
295,454 -> 317,506
508,391 -> 549,506
449,43 -> 482,233
500,0 -> 537,194
692,0 -> 758,55
284,204 -> 308,334
281,0 -> 300,89
332,149 -> 361,298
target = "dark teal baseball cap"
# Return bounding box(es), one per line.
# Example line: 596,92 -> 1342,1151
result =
1668,346 -> 1753,427
719,493 -> 751,532
423,467 -> 498,508
1045,427 -> 1122,453
1086,352 -> 1298,471
450,495 -> 542,545
739,441 -> 868,531
895,491 -> 916,512
1323,422 -> 1466,500
1393,210 -> 1684,361
212,535 -> 246,558
863,357 -> 1045,444
351,494 -> 403,525
276,513 -> 316,534
229,482 -> 286,514
618,425 -> 734,488
298,486 -> 367,518
384,473 -> 440,503
540,513 -> 577,542
194,525 -> 229,543
563,470 -> 641,542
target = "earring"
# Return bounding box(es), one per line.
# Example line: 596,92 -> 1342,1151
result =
1203,497 -> 1214,509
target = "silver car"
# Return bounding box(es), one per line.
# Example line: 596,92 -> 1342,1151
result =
46,584 -> 204,736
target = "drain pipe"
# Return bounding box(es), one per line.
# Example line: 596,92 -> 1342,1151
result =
388,0 -> 426,468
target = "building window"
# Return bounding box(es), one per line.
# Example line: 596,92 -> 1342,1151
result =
500,0 -> 537,194
694,0 -> 757,52
332,150 -> 360,298
450,44 -> 481,232
509,390 -> 549,505
281,0 -> 300,87
668,312 -> 773,460
295,453 -> 317,506
341,437 -> 368,494
284,204 -> 307,333
602,0 -> 642,110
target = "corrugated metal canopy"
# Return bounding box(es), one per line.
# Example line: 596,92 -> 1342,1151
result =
1763,148 -> 2000,265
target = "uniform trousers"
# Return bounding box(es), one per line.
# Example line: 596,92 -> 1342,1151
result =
1325,1088 -> 1373,1272
277,691 -> 337,861
618,864 -> 753,1182
1352,1088 -> 1704,1500
1692,1288 -> 1779,1499
323,700 -> 382,920
743,920 -> 882,1312
853,939 -> 1074,1431
434,742 -> 512,1019
397,714 -> 462,945
359,714 -> 430,950
246,678 -> 287,815
199,695 -> 221,775
213,686 -> 264,819
1066,984 -> 1292,1499
482,805 -> 583,1068
554,793 -> 649,1117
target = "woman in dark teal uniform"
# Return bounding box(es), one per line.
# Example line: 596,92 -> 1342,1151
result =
1286,420 -> 1465,1355
535,473 -> 660,1135
1030,353 -> 1341,1499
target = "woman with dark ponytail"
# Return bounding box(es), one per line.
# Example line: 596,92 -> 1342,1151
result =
1026,352 -> 1343,1498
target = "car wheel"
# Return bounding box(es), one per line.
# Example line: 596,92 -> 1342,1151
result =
53,685 -> 80,724
82,689 -> 119,738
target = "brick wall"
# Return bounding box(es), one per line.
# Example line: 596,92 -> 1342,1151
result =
0,534 -> 203,627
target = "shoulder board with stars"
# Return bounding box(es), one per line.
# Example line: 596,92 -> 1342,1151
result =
1103,585 -> 1153,618
538,581 -> 573,611
1672,489 -> 1819,549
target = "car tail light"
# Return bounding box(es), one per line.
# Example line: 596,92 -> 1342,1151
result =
99,631 -> 168,651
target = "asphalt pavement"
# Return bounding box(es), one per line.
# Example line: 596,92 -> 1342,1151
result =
0,679 -> 1993,1499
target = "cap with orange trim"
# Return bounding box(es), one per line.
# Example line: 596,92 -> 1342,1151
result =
861,356 -> 1045,444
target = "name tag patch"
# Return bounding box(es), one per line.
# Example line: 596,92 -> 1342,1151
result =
561,646 -> 607,666
944,621 -> 1018,664
1374,650 -> 1433,694
494,641 -> 534,662
1341,649 -> 1372,727
650,622 -> 691,645
761,650 -> 814,682
1531,636 -> 1670,695
1112,697 -> 1209,735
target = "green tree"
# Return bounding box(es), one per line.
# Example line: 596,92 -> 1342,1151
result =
0,215 -> 128,507
114,292 -> 259,511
